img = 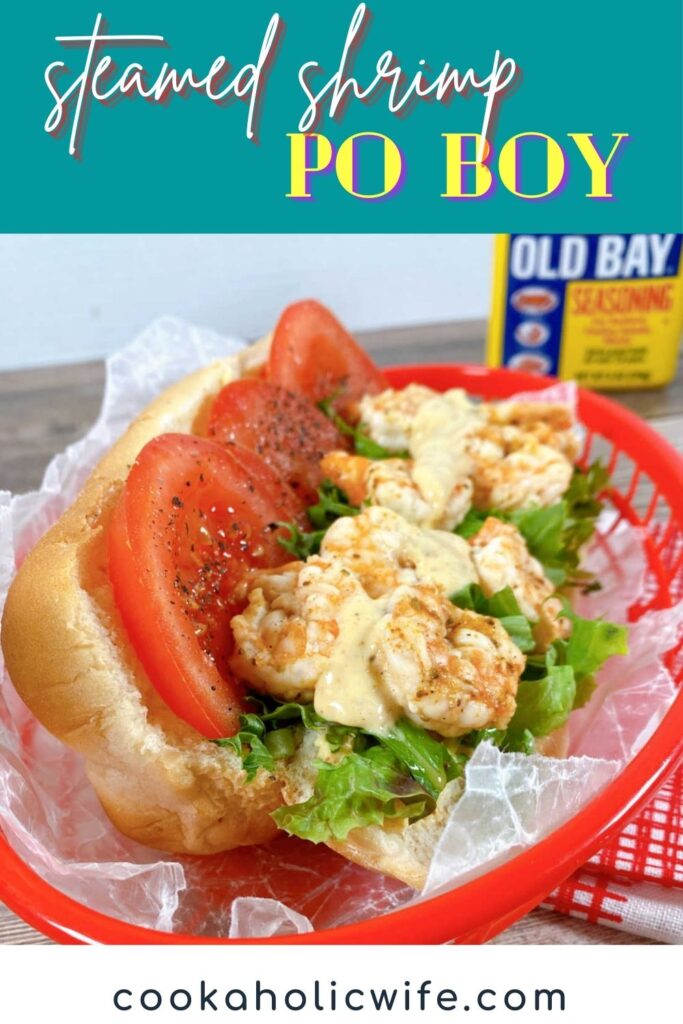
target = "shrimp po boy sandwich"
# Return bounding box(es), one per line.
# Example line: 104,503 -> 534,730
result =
1,301 -> 626,888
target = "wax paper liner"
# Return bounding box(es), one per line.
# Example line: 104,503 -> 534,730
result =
0,318 -> 680,939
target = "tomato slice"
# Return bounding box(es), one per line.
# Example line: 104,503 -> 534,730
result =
207,379 -> 348,505
107,433 -> 303,738
268,300 -> 389,419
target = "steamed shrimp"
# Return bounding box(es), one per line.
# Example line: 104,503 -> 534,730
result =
348,386 -> 580,515
468,427 -> 573,510
483,401 -> 580,460
468,516 -> 567,649
357,383 -> 438,452
230,554 -> 524,738
320,505 -> 477,598
467,400 -> 579,510
373,584 -> 524,736
229,557 -> 362,701
320,450 -> 473,530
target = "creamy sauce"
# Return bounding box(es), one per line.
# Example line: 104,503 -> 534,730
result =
313,588 -> 396,733
419,529 -> 478,594
409,389 -> 480,524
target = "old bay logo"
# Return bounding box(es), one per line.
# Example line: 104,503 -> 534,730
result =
509,235 -> 679,280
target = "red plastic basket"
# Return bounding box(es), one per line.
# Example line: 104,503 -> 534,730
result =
1,364 -> 683,944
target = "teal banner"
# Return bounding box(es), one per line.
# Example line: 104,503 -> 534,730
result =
2,0 -> 681,231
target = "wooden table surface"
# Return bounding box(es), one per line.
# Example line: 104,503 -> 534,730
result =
1,318 -> 681,946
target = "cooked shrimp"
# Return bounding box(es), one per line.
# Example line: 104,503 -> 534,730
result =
320,450 -> 473,530
373,584 -> 524,736
358,383 -> 438,452
367,459 -> 473,530
229,557 -> 363,701
469,517 -> 567,649
320,505 -> 477,598
231,552 -> 523,738
319,450 -> 370,507
468,426 -> 573,510
484,401 -> 580,460
466,400 -> 579,510
331,385 -> 483,527
357,388 -> 578,513
359,383 -> 480,447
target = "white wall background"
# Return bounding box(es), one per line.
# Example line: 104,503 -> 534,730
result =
0,234 -> 492,371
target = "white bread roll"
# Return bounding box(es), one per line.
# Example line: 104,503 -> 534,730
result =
1,340 -> 283,855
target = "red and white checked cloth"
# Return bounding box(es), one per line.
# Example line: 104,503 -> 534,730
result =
543,528 -> 683,943
542,763 -> 683,942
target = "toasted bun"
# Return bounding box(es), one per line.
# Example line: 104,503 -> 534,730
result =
1,337 -> 570,886
1,339 -> 284,855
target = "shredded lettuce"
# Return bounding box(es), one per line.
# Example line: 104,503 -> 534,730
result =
317,395 -> 409,460
277,521 -> 326,560
278,480 -> 360,559
375,717 -> 465,800
565,460 -> 609,529
214,713 -> 276,781
215,697 -> 465,842
573,674 -> 598,710
508,505 -> 568,585
461,726 -> 536,756
455,508 -> 490,539
258,698 -> 360,753
272,747 -> 429,843
450,582 -> 535,652
455,461 -> 608,586
275,720 -> 464,842
563,606 -> 629,681
511,662 -> 577,738
306,480 -> 361,529
508,608 -> 628,738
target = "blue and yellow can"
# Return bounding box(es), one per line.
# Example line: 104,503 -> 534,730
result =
487,234 -> 683,388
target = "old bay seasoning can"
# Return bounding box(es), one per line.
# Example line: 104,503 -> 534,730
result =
487,234 -> 683,388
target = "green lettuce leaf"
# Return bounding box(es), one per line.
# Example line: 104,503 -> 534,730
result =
214,713 -> 276,781
508,608 -> 628,737
317,395 -> 409,460
216,695 -> 464,838
278,480 -> 359,559
271,747 -> 429,843
573,674 -> 598,710
461,726 -> 536,756
508,504 -> 567,577
277,521 -> 326,560
306,480 -> 360,529
565,460 -> 609,525
511,665 -> 576,737
450,582 -> 535,652
563,608 -> 629,681
376,717 -> 465,800
453,507 -> 489,539
259,699 -> 360,752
